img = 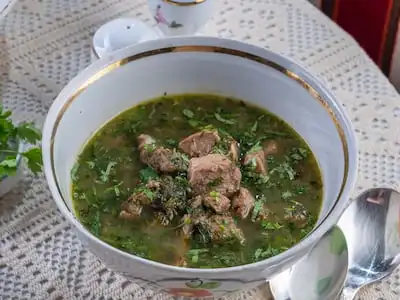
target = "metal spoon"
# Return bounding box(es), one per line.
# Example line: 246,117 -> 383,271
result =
270,188 -> 400,300
338,187 -> 400,299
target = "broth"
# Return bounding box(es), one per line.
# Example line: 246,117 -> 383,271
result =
72,94 -> 322,268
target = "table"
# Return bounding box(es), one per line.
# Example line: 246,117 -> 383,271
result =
0,0 -> 400,299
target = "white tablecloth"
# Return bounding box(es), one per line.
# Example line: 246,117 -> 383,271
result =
1,0 -> 400,299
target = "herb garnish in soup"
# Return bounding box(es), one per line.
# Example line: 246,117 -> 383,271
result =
72,94 -> 322,268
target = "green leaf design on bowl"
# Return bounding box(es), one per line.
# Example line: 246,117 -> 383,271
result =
329,226 -> 347,255
316,276 -> 332,295
200,281 -> 221,289
185,280 -> 221,289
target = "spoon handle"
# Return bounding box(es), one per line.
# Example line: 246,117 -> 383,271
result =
339,287 -> 359,300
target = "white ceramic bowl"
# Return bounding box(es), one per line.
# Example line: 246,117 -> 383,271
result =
42,36 -> 358,298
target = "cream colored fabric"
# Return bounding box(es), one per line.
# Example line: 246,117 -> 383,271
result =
1,0 -> 400,299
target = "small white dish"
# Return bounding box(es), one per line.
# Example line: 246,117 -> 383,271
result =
91,18 -> 160,60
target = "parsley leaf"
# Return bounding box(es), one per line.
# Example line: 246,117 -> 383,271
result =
0,106 -> 42,176
0,157 -> 18,176
22,148 -> 43,175
16,123 -> 41,144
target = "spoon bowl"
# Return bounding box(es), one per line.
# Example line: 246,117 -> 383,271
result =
338,188 -> 400,299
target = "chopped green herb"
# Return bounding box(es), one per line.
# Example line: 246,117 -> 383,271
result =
254,245 -> 288,260
183,109 -> 195,118
251,198 -> 264,222
271,162 -> 296,180
90,210 -> 101,236
139,167 -> 158,183
282,190 -> 293,200
289,147 -> 308,162
261,221 -> 283,230
166,138 -> 178,147
295,185 -> 306,195
143,143 -> 156,152
71,162 -> 80,181
209,191 -> 219,198
188,119 -> 200,128
251,121 -> 258,133
186,249 -> 209,264
113,182 -> 123,196
214,113 -> 235,125
100,161 -> 117,183
247,142 -> 262,154
242,167 -> 270,187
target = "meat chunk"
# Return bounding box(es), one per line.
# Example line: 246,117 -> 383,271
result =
141,147 -> 170,172
202,191 -> 231,214
119,206 -> 142,220
232,187 -> 255,219
181,214 -> 193,239
146,180 -> 161,189
188,154 -> 241,197
179,130 -> 221,157
228,140 -> 240,162
264,140 -> 278,155
137,134 -> 156,151
119,191 -> 152,220
180,210 -> 208,240
190,195 -> 203,209
138,134 -> 188,173
206,215 -> 245,244
243,147 -> 267,175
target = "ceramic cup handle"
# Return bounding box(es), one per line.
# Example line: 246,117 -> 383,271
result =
147,0 -> 214,36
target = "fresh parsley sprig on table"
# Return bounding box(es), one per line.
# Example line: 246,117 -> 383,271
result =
0,106 -> 42,177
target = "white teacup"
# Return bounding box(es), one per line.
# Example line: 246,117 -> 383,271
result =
148,0 -> 214,36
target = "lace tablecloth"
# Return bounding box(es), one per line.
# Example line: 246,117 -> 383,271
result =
1,0 -> 400,299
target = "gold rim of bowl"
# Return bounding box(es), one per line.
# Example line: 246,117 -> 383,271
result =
162,0 -> 207,6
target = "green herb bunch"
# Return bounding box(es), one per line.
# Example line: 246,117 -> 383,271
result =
0,106 -> 42,177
